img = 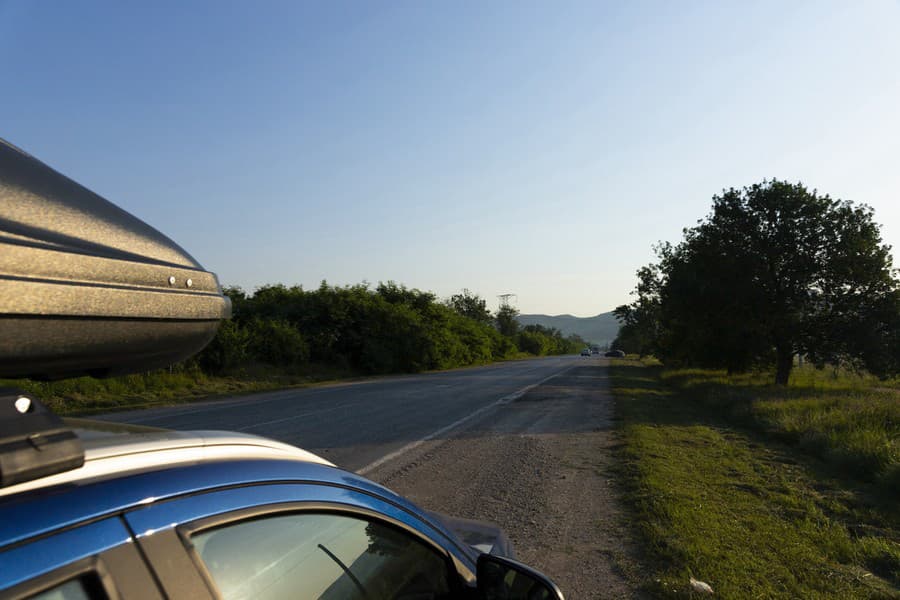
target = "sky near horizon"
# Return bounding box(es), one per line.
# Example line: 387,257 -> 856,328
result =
3,1 -> 899,317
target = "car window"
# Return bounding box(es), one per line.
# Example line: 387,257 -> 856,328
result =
191,512 -> 452,600
28,578 -> 99,600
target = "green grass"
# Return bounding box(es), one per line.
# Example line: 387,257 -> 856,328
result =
0,363 -> 354,415
657,366 -> 899,493
611,361 -> 900,598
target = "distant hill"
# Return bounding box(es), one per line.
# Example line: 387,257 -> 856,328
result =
517,312 -> 619,346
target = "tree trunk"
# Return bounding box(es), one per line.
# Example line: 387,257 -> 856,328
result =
775,345 -> 793,385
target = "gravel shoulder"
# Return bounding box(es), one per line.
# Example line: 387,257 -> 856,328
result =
365,362 -> 647,599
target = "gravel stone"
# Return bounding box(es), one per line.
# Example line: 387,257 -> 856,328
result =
366,364 -> 648,599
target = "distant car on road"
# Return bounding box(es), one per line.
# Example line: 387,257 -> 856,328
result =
604,349 -> 626,358
580,348 -> 592,356
590,348 -> 600,355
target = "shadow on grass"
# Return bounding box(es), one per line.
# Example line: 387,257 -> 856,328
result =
610,360 -> 898,525
610,360 -> 900,594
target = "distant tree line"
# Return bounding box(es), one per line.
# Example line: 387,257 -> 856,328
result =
613,180 -> 900,384
195,282 -> 586,376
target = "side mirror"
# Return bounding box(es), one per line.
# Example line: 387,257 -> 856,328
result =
477,554 -> 565,600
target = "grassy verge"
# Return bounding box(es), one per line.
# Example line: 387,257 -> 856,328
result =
610,360 -> 899,598
0,364 -> 357,415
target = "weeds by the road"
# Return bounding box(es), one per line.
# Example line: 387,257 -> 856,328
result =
659,367 -> 899,496
0,364 -> 348,415
610,360 -> 899,598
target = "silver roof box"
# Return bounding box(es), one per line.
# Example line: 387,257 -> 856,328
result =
0,139 -> 230,380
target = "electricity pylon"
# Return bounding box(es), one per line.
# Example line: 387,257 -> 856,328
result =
497,293 -> 517,309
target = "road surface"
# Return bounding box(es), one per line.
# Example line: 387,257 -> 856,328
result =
98,355 -> 578,472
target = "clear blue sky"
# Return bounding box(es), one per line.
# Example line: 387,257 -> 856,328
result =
3,1 -> 899,316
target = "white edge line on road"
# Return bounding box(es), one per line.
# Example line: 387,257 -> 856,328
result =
356,363 -> 575,476
103,357 -> 566,424
236,400 -> 370,432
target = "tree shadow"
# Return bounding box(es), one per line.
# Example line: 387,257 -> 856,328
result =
609,362 -> 899,526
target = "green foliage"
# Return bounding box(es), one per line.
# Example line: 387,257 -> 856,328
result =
617,180 -> 900,384
517,329 -> 551,355
613,264 -> 662,356
446,288 -> 493,325
196,319 -> 252,374
246,318 -> 309,367
490,329 -> 519,359
516,324 -> 585,356
193,280 -> 564,378
446,310 -> 497,364
495,304 -> 520,337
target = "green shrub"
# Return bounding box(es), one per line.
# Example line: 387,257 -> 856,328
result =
247,318 -> 309,367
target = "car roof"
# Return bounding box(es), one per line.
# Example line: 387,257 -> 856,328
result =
0,418 -> 335,498
0,456 -> 423,550
0,420 -> 426,550
0,429 -> 475,567
0,414 -> 483,589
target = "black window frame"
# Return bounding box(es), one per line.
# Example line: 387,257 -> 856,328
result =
177,502 -> 468,600
0,530 -> 162,600
0,556 -> 114,600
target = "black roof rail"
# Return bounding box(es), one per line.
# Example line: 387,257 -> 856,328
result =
0,389 -> 84,488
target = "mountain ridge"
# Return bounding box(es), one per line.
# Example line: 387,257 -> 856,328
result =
517,311 -> 619,346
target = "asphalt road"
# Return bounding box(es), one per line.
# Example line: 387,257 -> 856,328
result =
97,355 -> 585,472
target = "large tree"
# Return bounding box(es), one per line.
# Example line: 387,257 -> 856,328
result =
622,180 -> 899,384
613,264 -> 663,357
495,304 -> 520,338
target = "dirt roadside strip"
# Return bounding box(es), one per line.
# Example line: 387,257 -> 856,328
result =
364,362 -> 647,599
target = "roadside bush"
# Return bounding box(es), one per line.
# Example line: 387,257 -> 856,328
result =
357,301 -> 426,373
189,280 -> 570,378
517,330 -> 552,355
246,318 -> 309,368
195,320 -> 252,374
448,314 -> 494,365
489,328 -> 518,359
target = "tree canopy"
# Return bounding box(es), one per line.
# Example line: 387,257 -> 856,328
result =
495,304 -> 520,338
616,180 -> 900,384
446,288 -> 493,325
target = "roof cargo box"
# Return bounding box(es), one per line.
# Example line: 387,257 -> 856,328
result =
0,139 -> 231,380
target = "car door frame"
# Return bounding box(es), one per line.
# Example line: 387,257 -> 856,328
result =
0,517 -> 162,600
126,480 -> 478,599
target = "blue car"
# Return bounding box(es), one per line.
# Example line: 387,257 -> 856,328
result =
0,142 -> 565,599
0,400 -> 563,599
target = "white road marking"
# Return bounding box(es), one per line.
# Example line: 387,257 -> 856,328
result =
356,363 -> 575,475
101,356 -> 570,425
236,401 -> 369,432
